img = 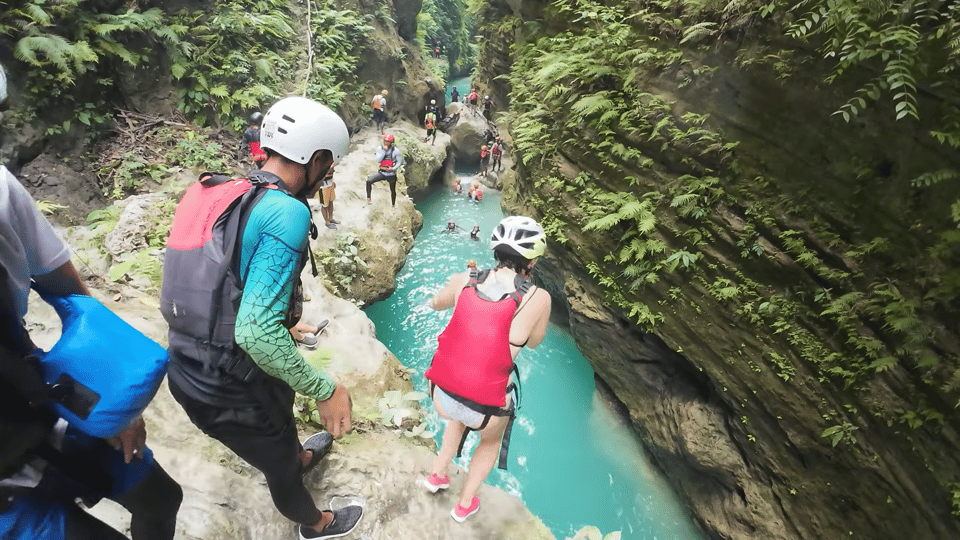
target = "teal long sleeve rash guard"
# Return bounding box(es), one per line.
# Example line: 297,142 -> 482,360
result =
234,189 -> 335,401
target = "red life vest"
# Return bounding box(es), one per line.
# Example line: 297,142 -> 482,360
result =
491,143 -> 502,157
480,149 -> 488,158
425,115 -> 436,129
161,172 -> 305,406
371,95 -> 383,110
474,189 -> 483,201
249,141 -> 267,162
425,272 -> 529,407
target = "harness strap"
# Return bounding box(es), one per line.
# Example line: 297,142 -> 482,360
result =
440,363 -> 521,471
199,172 -> 233,187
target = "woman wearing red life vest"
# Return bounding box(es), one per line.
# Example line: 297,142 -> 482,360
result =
422,216 -> 552,523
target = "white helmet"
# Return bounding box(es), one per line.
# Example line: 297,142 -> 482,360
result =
491,216 -> 546,259
260,97 -> 349,164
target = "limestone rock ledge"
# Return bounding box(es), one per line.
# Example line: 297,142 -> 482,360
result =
309,121 -> 450,306
24,260 -> 555,540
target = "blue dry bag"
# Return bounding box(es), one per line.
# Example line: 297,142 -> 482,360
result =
37,293 -> 168,438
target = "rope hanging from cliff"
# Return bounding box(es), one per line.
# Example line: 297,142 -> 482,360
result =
302,0 -> 314,97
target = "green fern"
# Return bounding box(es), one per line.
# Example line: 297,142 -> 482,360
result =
680,22 -> 718,44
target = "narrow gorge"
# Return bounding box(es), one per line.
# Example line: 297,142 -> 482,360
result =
3,1 -> 960,539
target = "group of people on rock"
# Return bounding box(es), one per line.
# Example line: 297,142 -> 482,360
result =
235,81 -> 509,235
449,86 -> 493,120
4,59 -> 553,540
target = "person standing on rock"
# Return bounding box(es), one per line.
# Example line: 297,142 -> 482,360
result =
424,109 -> 438,145
490,136 -> 504,173
365,133 -> 403,207
422,216 -> 552,523
371,89 -> 387,133
479,144 -> 490,177
318,167 -> 339,230
482,95 -> 492,121
450,86 -> 460,105
0,63 -> 183,539
238,111 -> 267,167
161,96 -> 362,540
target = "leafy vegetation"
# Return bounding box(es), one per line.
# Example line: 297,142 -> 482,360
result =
315,233 -> 368,299
374,390 -> 436,439
0,0 -> 181,130
496,0 -> 960,510
102,197 -> 177,290
1,0 -> 372,137
418,0 -> 475,76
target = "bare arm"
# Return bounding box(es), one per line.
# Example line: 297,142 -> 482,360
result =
32,260 -> 89,297
517,287 -> 552,350
430,272 -> 470,310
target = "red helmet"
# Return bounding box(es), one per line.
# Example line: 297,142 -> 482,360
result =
383,133 -> 395,143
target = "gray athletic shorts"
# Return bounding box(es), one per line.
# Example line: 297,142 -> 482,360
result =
432,385 -> 513,429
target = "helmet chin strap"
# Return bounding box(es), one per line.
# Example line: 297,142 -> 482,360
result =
295,160 -> 324,199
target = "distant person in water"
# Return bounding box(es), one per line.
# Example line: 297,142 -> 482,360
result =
446,220 -> 458,233
422,216 -> 552,523
453,177 -> 463,194
466,259 -> 477,272
468,181 -> 483,202
470,224 -> 480,241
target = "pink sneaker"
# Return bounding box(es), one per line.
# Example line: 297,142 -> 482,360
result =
422,473 -> 450,493
451,496 -> 480,522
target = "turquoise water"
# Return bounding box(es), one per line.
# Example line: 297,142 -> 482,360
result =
446,75 -> 471,104
365,185 -> 703,540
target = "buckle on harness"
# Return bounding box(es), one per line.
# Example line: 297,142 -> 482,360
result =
220,353 -> 261,383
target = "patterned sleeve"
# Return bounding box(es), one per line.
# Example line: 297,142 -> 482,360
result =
234,194 -> 335,401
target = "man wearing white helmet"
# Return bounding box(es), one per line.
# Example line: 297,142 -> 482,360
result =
420,216 -> 552,523
163,96 -> 362,539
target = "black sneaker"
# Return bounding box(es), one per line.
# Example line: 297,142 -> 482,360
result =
298,506 -> 363,539
301,432 -> 334,476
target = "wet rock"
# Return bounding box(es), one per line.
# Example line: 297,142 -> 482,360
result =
449,109 -> 492,167
392,0 -> 423,41
103,193 -> 170,257
401,132 -> 447,196
307,121 -> 436,306
18,154 -> 106,224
